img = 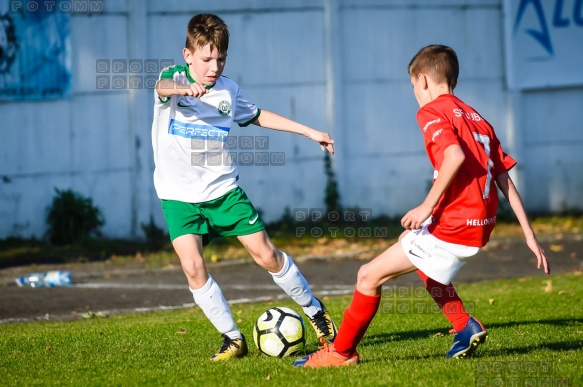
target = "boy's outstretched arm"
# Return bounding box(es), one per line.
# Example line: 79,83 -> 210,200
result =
252,110 -> 335,154
401,144 -> 465,230
495,172 -> 550,274
156,79 -> 208,98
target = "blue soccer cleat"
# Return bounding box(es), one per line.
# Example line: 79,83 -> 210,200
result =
446,317 -> 488,359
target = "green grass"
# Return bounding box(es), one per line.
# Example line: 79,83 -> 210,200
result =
1,273 -> 581,386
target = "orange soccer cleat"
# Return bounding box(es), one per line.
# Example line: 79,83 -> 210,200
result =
292,338 -> 359,368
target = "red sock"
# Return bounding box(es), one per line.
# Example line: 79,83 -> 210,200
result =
333,289 -> 381,357
416,270 -> 470,331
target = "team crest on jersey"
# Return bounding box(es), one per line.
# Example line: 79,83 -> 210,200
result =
218,101 -> 231,116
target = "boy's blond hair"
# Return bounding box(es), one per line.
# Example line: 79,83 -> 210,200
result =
185,14 -> 229,54
408,45 -> 459,90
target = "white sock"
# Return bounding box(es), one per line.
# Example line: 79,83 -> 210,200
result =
189,275 -> 241,340
302,298 -> 323,318
270,252 -> 321,318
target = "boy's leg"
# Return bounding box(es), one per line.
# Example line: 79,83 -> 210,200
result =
294,242 -> 417,367
416,269 -> 487,358
238,230 -> 337,341
400,229 -> 487,358
416,270 -> 470,331
333,242 -> 417,356
172,234 -> 247,361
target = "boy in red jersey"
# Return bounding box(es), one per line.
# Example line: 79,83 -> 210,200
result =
293,45 -> 550,367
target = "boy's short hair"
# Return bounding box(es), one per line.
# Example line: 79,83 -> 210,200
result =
185,14 -> 229,54
408,45 -> 459,90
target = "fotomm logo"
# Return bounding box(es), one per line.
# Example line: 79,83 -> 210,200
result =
513,0 -> 553,55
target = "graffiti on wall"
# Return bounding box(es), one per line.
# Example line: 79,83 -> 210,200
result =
0,2 -> 71,100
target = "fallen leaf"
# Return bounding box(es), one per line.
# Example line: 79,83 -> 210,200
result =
45,346 -> 51,351
266,375 -> 272,381
549,244 -> 564,252
544,280 -> 553,293
237,319 -> 243,323
489,299 -> 495,305
433,332 -> 444,337
177,328 -> 187,334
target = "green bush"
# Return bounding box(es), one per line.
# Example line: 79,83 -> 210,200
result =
324,152 -> 341,213
46,188 -> 105,245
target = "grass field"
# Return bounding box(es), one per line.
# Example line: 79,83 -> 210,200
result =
1,273 -> 581,386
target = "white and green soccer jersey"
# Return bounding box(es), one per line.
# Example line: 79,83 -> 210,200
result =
151,65 -> 260,203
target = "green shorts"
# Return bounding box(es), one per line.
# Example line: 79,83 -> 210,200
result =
161,187 -> 265,244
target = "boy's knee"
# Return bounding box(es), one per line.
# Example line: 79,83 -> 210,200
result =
180,256 -> 205,278
356,264 -> 376,288
256,249 -> 282,271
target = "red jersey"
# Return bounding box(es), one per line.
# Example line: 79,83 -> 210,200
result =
416,94 -> 516,247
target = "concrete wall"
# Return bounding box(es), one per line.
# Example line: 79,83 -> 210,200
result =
0,0 -> 581,240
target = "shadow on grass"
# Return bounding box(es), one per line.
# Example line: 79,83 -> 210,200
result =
491,340 -> 583,356
360,318 -> 583,358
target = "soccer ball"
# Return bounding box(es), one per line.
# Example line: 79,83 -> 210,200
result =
253,307 -> 306,358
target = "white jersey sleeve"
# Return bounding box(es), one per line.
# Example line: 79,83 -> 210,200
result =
234,86 -> 261,127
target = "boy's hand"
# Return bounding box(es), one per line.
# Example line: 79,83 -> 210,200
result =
306,130 -> 335,154
156,79 -> 208,98
176,82 -> 209,98
401,203 -> 433,230
526,235 -> 551,274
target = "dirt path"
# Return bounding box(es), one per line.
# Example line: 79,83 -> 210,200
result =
0,234 -> 581,324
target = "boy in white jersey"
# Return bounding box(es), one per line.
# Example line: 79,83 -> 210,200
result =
151,13 -> 337,361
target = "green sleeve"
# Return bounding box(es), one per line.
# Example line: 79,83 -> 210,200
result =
239,109 -> 261,127
157,65 -> 188,103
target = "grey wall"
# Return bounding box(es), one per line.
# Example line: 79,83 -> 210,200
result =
1,0 -> 582,240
